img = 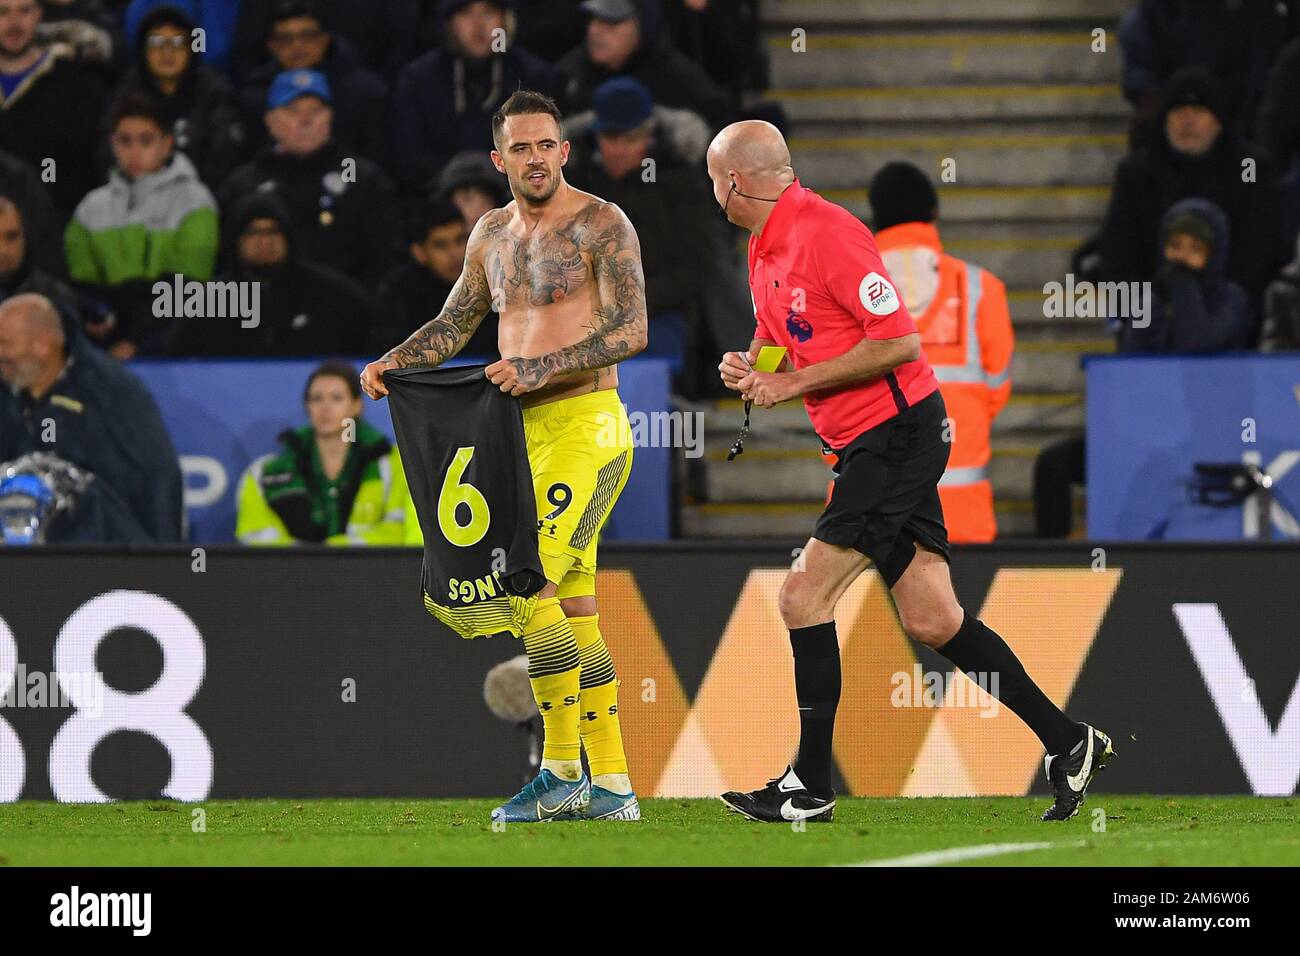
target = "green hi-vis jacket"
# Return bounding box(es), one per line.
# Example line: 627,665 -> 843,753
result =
236,420 -> 411,546
64,151 -> 218,286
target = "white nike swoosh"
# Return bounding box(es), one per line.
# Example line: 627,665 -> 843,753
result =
537,798 -> 572,818
1066,731 -> 1094,792
537,786 -> 584,818
780,798 -> 832,821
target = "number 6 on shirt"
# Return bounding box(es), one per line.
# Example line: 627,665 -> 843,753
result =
437,446 -> 491,547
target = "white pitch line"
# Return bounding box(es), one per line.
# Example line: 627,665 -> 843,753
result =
847,840 -> 1084,867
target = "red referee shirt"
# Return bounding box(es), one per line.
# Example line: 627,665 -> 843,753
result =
749,179 -> 938,449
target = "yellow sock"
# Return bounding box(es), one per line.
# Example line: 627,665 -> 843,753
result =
570,614 -> 630,785
521,597 -> 582,774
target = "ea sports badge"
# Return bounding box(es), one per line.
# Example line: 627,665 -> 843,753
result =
859,272 -> 899,315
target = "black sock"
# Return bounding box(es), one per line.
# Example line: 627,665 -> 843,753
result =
935,612 -> 1083,756
790,622 -> 841,797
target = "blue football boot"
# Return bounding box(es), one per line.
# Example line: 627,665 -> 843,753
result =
566,785 -> 641,821
569,785 -> 639,822
490,769 -> 590,824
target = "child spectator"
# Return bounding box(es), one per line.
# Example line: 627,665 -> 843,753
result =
372,197 -> 499,358
1121,198 -> 1251,353
65,90 -> 218,359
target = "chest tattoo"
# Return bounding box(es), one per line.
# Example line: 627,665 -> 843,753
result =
486,203 -> 601,308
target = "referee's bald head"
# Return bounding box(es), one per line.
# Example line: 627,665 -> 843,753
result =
706,120 -> 796,232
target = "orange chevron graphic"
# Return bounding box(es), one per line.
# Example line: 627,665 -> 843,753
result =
903,567 -> 1122,796
658,570 -> 796,796
832,572 -> 935,796
599,565 -> 1121,798
596,570 -> 692,794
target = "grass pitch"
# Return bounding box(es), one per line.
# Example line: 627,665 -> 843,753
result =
0,796 -> 1295,866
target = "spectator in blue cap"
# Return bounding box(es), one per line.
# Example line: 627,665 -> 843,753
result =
217,68 -> 400,285
236,0 -> 389,167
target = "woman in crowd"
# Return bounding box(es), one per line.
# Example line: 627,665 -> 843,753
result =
236,360 -> 411,545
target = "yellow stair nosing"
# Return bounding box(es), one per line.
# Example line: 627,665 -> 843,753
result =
768,31 -> 1115,50
791,133 -> 1125,149
772,83 -> 1122,100
824,184 -> 1112,200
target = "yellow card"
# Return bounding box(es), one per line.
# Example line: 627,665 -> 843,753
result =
754,346 -> 788,373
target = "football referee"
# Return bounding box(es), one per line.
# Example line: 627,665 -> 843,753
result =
709,120 -> 1113,823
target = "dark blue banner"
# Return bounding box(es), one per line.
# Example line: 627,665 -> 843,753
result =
128,358 -> 672,543
1086,355 -> 1300,540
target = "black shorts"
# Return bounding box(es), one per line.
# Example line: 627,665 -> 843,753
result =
813,388 -> 951,587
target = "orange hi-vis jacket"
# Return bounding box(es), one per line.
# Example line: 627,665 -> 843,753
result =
872,221 -> 1014,542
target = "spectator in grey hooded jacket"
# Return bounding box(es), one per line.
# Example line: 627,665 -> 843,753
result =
1121,197 -> 1251,353
65,91 -> 219,359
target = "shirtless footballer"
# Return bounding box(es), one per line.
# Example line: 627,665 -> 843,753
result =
360,90 -> 648,823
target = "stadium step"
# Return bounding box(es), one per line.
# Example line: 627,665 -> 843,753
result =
698,391 -> 1087,443
759,0 -> 1129,28
788,130 -> 1126,189
681,0 -> 1123,539
699,440 -> 1044,505
773,84 -> 1128,126
769,32 -> 1121,88
821,184 -> 1111,224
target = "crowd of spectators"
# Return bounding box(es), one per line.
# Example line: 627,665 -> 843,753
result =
14,0 -> 1300,545
1037,0 -> 1300,537
0,0 -> 771,377
0,0 -> 770,542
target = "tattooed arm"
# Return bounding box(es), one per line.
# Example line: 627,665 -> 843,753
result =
360,212 -> 500,399
387,214 -> 499,367
486,202 -> 648,396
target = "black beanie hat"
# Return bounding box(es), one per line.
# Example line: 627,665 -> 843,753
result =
1162,66 -> 1227,124
868,161 -> 939,231
1164,209 -> 1215,248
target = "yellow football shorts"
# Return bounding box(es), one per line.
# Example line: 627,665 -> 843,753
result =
523,389 -> 634,600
